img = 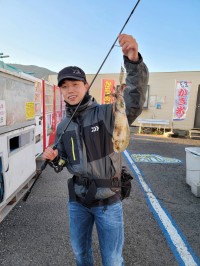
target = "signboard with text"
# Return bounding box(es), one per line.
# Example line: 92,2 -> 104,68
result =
101,79 -> 115,104
173,81 -> 191,120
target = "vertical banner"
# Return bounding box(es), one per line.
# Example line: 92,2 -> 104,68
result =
173,81 -> 191,120
101,79 -> 115,104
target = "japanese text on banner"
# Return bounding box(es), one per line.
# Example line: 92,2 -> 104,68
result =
173,81 -> 191,120
101,79 -> 115,104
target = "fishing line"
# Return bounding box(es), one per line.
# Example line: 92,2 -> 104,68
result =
53,0 -> 141,150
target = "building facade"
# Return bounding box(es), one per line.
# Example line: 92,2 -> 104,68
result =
48,71 -> 200,131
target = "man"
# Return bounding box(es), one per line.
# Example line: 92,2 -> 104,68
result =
43,34 -> 149,266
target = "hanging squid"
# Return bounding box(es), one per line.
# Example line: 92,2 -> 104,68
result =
112,67 -> 130,153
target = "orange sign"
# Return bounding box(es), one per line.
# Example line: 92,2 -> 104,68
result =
102,79 -> 115,104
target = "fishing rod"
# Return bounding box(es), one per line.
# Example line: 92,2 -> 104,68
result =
23,0 -> 141,201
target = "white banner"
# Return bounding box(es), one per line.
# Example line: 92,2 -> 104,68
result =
173,81 -> 191,120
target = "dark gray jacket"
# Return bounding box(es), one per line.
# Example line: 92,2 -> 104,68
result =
56,54 -> 149,199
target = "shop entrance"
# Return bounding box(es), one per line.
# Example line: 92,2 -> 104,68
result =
194,85 -> 200,128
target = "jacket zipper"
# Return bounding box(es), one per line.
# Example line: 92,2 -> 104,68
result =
71,137 -> 76,161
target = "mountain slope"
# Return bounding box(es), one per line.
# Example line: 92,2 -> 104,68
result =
8,63 -> 57,80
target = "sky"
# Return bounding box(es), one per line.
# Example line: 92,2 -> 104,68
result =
0,0 -> 200,74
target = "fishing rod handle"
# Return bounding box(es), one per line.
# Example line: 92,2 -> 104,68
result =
40,144 -> 58,171
40,159 -> 49,171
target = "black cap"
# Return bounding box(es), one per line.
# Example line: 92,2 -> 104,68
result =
57,66 -> 86,86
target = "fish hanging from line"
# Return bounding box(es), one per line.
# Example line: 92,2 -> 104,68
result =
112,66 -> 130,153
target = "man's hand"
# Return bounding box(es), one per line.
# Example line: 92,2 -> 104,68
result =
42,146 -> 58,161
118,34 -> 139,62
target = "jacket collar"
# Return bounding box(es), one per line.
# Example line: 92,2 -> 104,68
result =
65,96 -> 98,117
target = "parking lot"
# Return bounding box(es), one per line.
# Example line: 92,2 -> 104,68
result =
0,133 -> 200,266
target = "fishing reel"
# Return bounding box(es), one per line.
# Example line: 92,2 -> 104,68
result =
48,157 -> 66,173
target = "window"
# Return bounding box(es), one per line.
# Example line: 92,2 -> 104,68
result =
143,85 -> 149,109
9,130 -> 34,154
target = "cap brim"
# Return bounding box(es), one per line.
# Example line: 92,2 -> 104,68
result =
58,75 -> 85,86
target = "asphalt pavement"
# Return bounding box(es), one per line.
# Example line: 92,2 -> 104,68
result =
0,132 -> 200,266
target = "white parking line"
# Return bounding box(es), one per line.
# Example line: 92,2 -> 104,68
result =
123,149 -> 200,266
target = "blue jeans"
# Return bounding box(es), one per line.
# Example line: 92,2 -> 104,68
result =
68,201 -> 124,266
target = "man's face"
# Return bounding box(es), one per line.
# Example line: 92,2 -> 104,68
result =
60,79 -> 89,105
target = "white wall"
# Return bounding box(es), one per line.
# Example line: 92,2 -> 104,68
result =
48,71 -> 200,130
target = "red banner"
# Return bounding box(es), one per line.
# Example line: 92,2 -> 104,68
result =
101,79 -> 115,104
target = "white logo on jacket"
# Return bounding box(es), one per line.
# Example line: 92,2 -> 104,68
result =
91,126 -> 99,132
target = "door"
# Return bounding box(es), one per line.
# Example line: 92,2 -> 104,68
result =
194,85 -> 200,128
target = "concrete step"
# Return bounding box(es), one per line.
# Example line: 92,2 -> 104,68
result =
189,128 -> 200,139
